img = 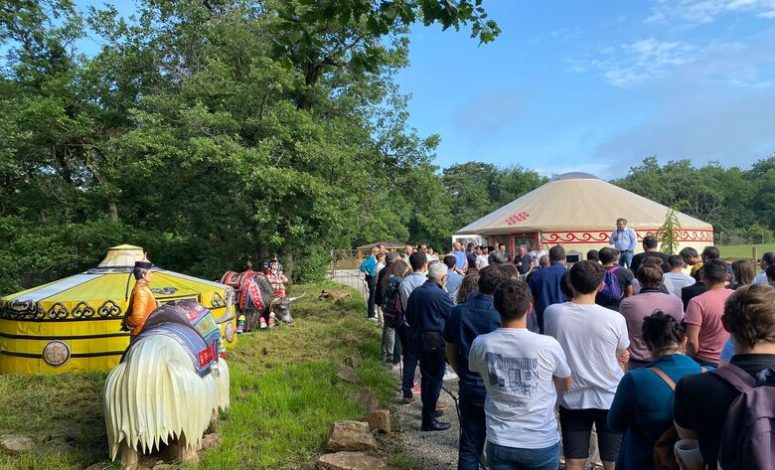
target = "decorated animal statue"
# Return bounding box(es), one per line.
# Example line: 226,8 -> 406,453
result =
104,300 -> 230,468
220,264 -> 302,331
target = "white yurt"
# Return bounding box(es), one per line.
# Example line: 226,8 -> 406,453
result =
454,173 -> 714,261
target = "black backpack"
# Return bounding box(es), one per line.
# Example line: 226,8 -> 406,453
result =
381,277 -> 403,328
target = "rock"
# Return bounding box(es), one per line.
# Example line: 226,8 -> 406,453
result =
343,355 -> 361,368
355,388 -> 380,412
337,366 -> 359,384
359,409 -> 391,434
316,452 -> 386,470
0,435 -> 33,454
326,421 -> 378,452
200,433 -> 223,450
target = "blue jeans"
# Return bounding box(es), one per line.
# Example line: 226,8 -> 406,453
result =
618,251 -> 633,269
458,397 -> 486,470
486,441 -> 561,470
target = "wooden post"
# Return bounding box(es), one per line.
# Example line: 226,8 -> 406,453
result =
753,246 -> 758,264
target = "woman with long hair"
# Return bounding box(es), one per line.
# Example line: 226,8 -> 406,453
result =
457,271 -> 481,304
730,259 -> 755,289
608,312 -> 705,469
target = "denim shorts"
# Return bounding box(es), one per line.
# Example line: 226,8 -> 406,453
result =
486,440 -> 560,470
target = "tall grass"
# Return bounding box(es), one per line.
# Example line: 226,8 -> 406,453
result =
0,280 -> 395,469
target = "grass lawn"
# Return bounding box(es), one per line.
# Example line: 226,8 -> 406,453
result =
718,243 -> 775,259
0,280 -> 400,470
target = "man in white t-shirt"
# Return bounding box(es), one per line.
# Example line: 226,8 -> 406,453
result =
475,246 -> 490,270
544,260 -> 630,470
469,279 -> 572,470
662,255 -> 695,298
529,242 -> 548,268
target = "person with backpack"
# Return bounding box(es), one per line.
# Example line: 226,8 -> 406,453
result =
608,312 -> 706,469
596,247 -> 634,311
674,283 -> 775,470
544,261 -> 630,470
379,258 -> 409,365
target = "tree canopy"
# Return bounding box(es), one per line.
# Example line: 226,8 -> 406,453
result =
0,0 -> 507,293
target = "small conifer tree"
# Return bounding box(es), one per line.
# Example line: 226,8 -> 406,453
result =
657,206 -> 682,255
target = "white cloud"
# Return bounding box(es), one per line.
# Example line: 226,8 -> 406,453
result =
572,25 -> 775,88
647,0 -> 775,24
572,38 -> 697,87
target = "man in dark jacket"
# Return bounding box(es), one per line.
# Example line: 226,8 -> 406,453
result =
445,265 -> 511,469
406,262 -> 454,431
528,245 -> 569,332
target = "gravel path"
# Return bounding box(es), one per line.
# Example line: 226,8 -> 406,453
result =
390,365 -> 463,469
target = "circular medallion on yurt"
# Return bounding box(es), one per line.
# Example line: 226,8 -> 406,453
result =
43,340 -> 71,367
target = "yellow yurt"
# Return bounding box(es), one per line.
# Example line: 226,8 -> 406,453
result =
0,244 -> 237,374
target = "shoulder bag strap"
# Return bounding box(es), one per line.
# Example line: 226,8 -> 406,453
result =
649,367 -> 677,390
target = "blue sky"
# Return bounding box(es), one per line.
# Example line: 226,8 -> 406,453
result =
394,0 -> 775,178
70,1 -> 775,179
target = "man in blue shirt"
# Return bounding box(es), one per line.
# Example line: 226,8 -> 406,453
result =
406,262 -> 454,431
609,218 -> 637,269
451,241 -> 468,274
445,265 -> 511,469
527,245 -> 569,332
359,247 -> 379,320
444,255 -> 464,303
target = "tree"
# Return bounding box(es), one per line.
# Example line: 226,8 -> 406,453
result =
656,206 -> 682,255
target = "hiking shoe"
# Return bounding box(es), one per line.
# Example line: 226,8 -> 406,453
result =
259,317 -> 267,329
400,396 -> 415,405
436,401 -> 449,410
421,420 -> 451,432
368,316 -> 379,323
433,409 -> 444,418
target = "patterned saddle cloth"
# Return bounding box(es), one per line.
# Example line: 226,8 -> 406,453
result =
129,300 -> 221,376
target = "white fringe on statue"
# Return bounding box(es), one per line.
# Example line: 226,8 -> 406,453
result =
104,335 -> 230,460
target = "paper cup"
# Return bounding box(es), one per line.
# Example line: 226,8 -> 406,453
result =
674,439 -> 704,470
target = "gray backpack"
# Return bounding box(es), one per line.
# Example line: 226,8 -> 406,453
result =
713,364 -> 775,470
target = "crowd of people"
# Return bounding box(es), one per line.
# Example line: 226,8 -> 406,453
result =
358,226 -> 775,470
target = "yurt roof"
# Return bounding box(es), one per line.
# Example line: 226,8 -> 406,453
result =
456,173 -> 712,235
1,245 -> 229,318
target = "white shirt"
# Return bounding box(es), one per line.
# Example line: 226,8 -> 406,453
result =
753,271 -> 768,284
529,250 -> 548,267
544,302 -> 629,410
469,328 -> 570,449
476,254 -> 490,270
663,272 -> 696,298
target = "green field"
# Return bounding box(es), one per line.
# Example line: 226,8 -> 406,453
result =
0,280 -> 400,470
718,244 -> 775,260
